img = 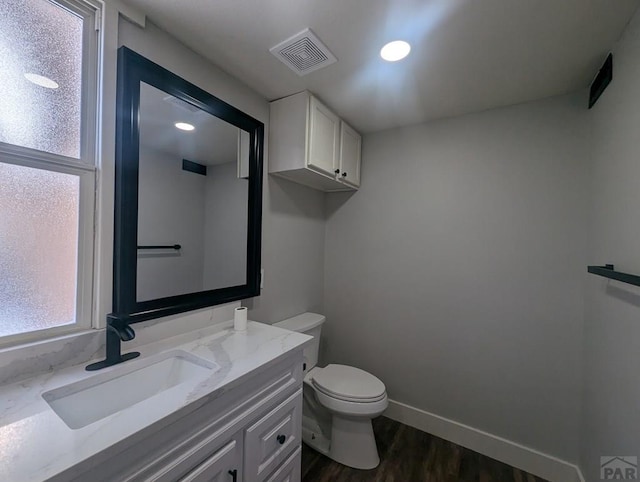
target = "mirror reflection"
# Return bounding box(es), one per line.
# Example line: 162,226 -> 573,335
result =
136,82 -> 249,302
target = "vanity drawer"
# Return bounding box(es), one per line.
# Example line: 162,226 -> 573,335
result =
264,446 -> 301,482
245,389 -> 302,481
136,432 -> 242,482
179,437 -> 241,482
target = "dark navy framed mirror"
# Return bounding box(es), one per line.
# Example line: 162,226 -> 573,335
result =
87,47 -> 263,370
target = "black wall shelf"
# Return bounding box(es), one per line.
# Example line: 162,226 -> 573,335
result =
587,264 -> 640,288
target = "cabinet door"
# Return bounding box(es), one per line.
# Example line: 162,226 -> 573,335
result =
264,447 -> 301,482
307,96 -> 340,176
339,121 -> 361,188
179,437 -> 242,482
245,389 -> 302,481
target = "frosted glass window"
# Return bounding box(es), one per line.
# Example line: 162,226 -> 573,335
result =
0,0 -> 84,158
0,162 -> 79,337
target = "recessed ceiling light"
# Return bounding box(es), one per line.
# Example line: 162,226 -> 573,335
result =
380,41 -> 411,62
24,73 -> 59,89
175,122 -> 195,131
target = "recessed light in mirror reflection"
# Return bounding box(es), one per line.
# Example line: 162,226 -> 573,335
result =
24,73 -> 59,89
175,122 -> 195,131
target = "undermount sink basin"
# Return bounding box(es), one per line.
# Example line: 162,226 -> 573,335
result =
42,350 -> 218,429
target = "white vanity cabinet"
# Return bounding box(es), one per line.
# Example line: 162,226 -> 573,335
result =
52,352 -> 304,482
269,91 -> 362,192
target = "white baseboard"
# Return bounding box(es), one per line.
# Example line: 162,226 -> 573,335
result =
384,399 -> 583,482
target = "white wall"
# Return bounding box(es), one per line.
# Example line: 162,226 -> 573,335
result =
137,146 -> 206,301
245,176 -> 326,322
580,10 -> 640,482
324,93 -> 590,462
203,161 -> 248,290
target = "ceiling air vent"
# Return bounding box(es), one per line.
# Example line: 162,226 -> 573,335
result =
270,28 -> 337,76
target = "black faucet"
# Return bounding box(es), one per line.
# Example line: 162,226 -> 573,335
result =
86,315 -> 141,371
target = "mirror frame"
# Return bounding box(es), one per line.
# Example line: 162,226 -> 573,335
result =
113,46 -> 263,325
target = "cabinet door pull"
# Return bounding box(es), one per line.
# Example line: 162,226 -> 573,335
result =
277,434 -> 286,444
342,172 -> 347,177
228,469 -> 238,481
334,169 -> 340,174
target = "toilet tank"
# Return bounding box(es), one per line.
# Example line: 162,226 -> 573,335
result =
273,313 -> 325,371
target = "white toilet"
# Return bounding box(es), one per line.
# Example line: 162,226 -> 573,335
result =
274,312 -> 388,470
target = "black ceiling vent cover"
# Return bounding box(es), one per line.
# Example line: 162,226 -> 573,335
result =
589,53 -> 612,109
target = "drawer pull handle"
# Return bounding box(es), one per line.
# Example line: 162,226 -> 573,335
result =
277,434 -> 286,445
342,172 -> 347,177
334,169 -> 340,174
228,469 -> 238,481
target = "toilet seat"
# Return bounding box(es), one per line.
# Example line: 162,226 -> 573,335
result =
311,364 -> 386,403
312,383 -> 388,417
313,383 -> 387,403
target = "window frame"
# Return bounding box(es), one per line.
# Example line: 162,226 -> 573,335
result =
0,0 -> 102,347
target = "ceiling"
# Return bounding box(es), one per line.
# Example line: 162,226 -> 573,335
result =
124,0 -> 639,133
139,82 -> 238,165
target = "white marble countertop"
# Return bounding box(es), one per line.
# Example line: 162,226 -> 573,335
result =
0,321 -> 311,482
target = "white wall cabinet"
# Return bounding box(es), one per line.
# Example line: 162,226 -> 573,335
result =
338,121 -> 361,188
270,91 -> 361,192
53,353 -> 304,482
307,95 -> 340,177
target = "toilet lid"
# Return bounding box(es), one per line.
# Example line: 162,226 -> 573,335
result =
312,364 -> 386,401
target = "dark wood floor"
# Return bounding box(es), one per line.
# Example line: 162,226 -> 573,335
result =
301,417 -> 548,482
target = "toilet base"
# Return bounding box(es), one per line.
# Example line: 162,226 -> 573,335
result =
302,424 -> 331,456
302,369 -> 385,470
329,415 -> 380,470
